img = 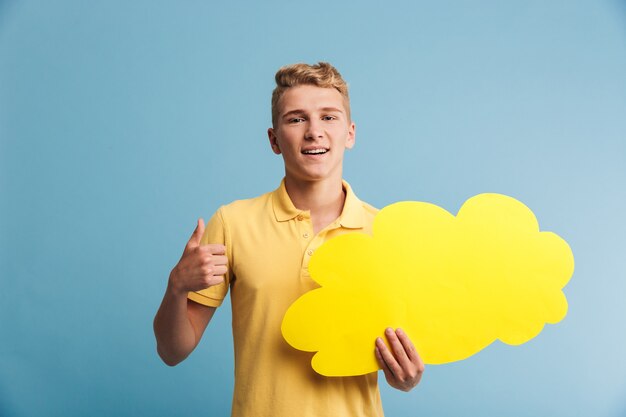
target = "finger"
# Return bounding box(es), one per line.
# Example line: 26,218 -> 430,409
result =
375,345 -> 394,381
209,255 -> 228,266
211,265 -> 228,276
196,247 -> 227,265
197,245 -> 226,257
376,336 -> 402,379
385,328 -> 412,369
188,273 -> 224,292
396,328 -> 422,365
205,275 -> 225,287
186,218 -> 205,249
205,243 -> 226,255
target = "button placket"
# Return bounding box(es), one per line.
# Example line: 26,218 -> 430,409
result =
298,214 -> 315,279
297,212 -> 313,241
305,233 -> 326,260
297,213 -> 313,264
301,224 -> 339,279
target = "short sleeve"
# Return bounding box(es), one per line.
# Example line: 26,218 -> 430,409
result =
187,208 -> 231,307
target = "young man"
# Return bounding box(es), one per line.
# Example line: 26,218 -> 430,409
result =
153,62 -> 424,417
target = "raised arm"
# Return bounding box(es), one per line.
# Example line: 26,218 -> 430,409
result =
153,219 -> 227,366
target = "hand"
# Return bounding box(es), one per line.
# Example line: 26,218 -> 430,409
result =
168,219 -> 228,295
375,328 -> 425,392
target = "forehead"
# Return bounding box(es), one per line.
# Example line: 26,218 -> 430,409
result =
277,85 -> 347,115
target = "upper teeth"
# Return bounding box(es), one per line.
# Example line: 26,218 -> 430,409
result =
303,149 -> 327,154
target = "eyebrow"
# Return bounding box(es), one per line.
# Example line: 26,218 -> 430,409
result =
281,107 -> 345,119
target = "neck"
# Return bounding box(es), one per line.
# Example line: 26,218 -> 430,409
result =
284,176 -> 345,234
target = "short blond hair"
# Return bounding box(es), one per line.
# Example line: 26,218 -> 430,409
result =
271,62 -> 350,126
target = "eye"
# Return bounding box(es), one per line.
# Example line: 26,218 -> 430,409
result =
288,117 -> 305,124
322,115 -> 337,121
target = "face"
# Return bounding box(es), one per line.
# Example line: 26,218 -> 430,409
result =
267,85 -> 355,184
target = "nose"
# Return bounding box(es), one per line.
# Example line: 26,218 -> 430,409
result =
305,119 -> 323,140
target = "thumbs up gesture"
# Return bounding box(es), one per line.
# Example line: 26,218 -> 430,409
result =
168,219 -> 228,296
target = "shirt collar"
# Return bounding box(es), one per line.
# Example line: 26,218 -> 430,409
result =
271,178 -> 365,229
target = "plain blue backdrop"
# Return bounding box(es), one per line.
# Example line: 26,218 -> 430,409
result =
1,1 -> 625,416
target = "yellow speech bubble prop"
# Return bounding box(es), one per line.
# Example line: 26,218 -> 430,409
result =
281,194 -> 574,376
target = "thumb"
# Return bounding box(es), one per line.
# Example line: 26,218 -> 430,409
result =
186,218 -> 205,248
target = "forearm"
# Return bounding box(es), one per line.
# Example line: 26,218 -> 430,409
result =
153,283 -> 200,366
154,220 -> 223,365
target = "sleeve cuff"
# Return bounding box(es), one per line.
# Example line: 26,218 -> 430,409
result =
187,291 -> 224,308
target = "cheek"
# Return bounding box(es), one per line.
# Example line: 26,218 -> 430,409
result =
279,143 -> 300,159
336,129 -> 355,149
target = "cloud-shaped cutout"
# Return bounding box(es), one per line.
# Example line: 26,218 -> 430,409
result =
281,194 -> 574,376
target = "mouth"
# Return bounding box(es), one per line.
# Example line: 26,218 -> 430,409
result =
301,148 -> 329,155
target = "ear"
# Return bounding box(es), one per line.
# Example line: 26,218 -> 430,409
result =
345,122 -> 356,150
268,128 -> 282,155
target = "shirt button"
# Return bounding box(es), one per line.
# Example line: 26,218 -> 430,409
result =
303,232 -> 309,238
307,249 -> 314,256
296,215 -> 304,221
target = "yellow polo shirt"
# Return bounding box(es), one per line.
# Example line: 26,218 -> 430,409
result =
188,179 -> 383,417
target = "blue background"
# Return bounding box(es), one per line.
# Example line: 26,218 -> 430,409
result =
1,1 -> 625,416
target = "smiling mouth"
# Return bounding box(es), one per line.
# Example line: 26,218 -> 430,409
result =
302,149 -> 329,155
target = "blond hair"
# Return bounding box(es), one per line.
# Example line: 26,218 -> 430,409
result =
271,62 -> 350,126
